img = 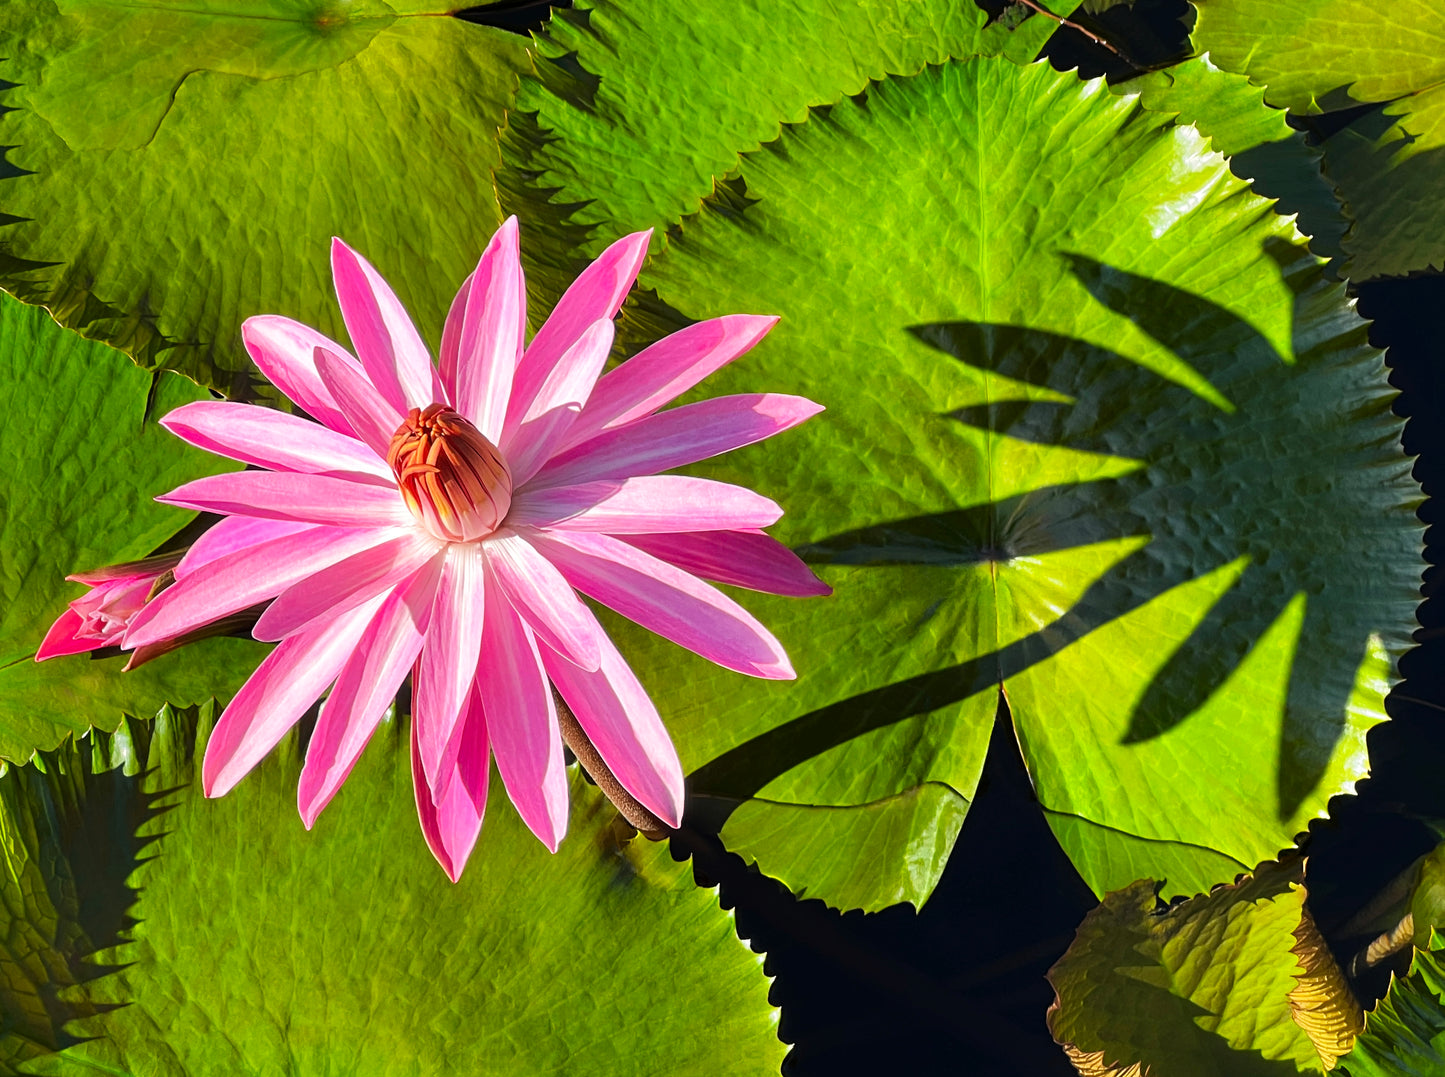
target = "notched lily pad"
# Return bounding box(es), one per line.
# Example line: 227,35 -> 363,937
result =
0,0 -> 529,395
5,703 -> 785,1075
499,0 -> 1074,304
0,289 -> 262,762
1047,859 -> 1363,1075
1337,935 -> 1445,1076
1191,0 -> 1445,278
605,56 -> 1419,911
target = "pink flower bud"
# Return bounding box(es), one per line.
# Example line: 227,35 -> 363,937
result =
36,552 -> 183,661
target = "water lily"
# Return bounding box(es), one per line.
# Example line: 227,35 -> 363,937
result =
123,217 -> 826,880
37,551 -> 182,662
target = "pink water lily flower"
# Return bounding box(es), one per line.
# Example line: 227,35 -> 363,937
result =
37,552 -> 182,662
123,217 -> 826,880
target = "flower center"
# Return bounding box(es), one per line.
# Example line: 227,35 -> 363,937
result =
387,404 -> 513,543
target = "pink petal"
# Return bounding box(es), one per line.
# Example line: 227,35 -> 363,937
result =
625,530 -> 832,597
241,316 -> 365,436
480,564 -> 569,851
126,524 -> 403,648
178,517 -> 315,580
414,545 -> 487,786
438,268 -> 476,400
331,238 -> 443,413
483,531 -> 601,671
35,608 -> 94,660
504,230 -> 651,441
529,394 -> 824,489
503,319 -> 614,486
411,691 -> 489,883
298,560 -> 442,827
525,529 -> 795,680
509,476 -> 782,534
562,314 -> 778,452
455,217 -> 526,442
540,616 -> 683,828
202,595 -> 383,798
254,533 -> 444,642
158,472 -> 414,529
160,401 -> 391,483
314,345 -> 406,460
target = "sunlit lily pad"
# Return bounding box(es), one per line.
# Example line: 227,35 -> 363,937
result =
1047,860 -> 1362,1074
1191,0 -> 1445,279
556,56 -> 1418,910
0,290 -> 262,762
0,0 -> 527,394
3,705 -> 783,1074
501,0 -> 1068,300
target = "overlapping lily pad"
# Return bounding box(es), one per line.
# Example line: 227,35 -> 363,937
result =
1047,860 -> 1362,1074
0,290 -> 262,762
1,705 -> 782,1074
1337,937 -> 1445,1076
1110,55 -> 1347,262
0,751 -> 99,1067
502,0 -> 1070,298
563,56 -> 1419,911
0,0 -> 528,395
1191,0 -> 1445,279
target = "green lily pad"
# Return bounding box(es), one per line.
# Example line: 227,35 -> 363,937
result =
586,56 -> 1417,911
1110,55 -> 1347,262
2,704 -> 782,1074
1320,88 -> 1445,280
1047,860 -> 1362,1074
0,753 -> 97,1068
0,290 -> 263,763
1190,0 -> 1445,279
1337,935 -> 1445,1077
0,0 -> 528,395
1413,846 -> 1445,947
501,0 -> 1069,297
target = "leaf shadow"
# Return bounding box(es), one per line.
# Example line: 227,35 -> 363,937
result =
690,245 -> 1417,830
1056,974 -> 1315,1077
1,717 -> 172,1054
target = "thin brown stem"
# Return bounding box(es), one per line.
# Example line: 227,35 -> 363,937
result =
1394,693 -> 1445,715
553,690 -> 669,839
1012,0 -> 1126,60
1349,912 -> 1416,978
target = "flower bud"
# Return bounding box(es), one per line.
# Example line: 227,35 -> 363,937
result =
36,552 -> 182,661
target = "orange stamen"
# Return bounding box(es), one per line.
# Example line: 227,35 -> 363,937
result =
387,404 -> 513,542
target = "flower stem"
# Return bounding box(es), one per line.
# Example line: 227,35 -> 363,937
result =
552,691 -> 669,840
1011,0 -> 1126,60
